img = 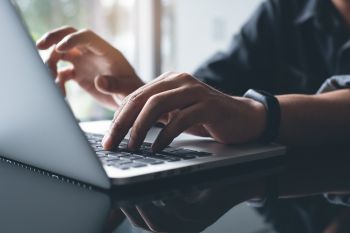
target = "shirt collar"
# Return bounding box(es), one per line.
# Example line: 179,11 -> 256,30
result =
294,0 -> 341,32
294,0 -> 318,25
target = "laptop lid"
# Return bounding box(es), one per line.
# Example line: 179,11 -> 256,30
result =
0,0 -> 110,189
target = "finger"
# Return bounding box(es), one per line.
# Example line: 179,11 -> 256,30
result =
102,74 -> 194,150
135,204 -> 201,233
45,47 -> 60,77
120,207 -> 149,230
95,75 -> 140,97
135,205 -> 171,232
55,29 -> 112,55
56,67 -> 75,96
45,47 -> 79,77
152,103 -> 207,152
185,124 -> 210,137
37,26 -> 77,49
128,86 -> 203,150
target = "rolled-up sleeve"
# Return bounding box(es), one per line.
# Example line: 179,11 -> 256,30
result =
319,75 -> 350,206
317,75 -> 350,93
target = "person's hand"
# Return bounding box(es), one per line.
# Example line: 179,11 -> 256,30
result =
102,72 -> 267,152
36,26 -> 144,109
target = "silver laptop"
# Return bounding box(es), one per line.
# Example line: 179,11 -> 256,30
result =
0,0 -> 285,189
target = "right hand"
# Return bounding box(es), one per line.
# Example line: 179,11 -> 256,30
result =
36,26 -> 144,109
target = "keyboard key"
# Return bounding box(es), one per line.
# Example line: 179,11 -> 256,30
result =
96,152 -> 108,157
162,147 -> 178,153
147,154 -> 181,162
118,143 -> 129,150
140,142 -> 152,148
194,151 -> 212,157
135,158 -> 164,165
171,149 -> 196,155
165,157 -> 181,162
134,148 -> 153,156
105,156 -> 121,162
131,162 -> 147,168
110,160 -> 133,166
108,152 -> 128,157
176,154 -> 196,160
120,155 -> 144,160
114,165 -> 131,170
92,146 -> 104,151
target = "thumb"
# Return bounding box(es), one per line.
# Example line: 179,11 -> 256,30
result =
95,75 -> 122,94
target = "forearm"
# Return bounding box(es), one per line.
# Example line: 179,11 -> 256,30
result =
276,89 -> 350,146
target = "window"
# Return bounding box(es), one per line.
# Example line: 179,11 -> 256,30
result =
16,0 -> 262,121
16,0 -> 136,121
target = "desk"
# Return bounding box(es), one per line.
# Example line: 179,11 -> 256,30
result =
1,123 -> 350,233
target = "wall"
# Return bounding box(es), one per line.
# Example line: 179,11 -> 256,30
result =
171,0 -> 263,73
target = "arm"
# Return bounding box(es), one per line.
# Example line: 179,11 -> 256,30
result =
102,72 -> 350,152
277,89 -> 350,145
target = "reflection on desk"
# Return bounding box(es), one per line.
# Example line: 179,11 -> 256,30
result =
0,145 -> 350,233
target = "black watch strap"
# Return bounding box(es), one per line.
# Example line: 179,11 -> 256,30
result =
243,89 -> 281,143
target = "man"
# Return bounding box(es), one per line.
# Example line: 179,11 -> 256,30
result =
36,0 -> 350,151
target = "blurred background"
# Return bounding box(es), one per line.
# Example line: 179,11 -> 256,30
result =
16,0 -> 262,121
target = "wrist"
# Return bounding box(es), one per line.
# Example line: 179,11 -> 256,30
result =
239,97 -> 267,141
243,89 -> 281,143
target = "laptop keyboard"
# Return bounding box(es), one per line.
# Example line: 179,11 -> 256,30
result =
86,133 -> 212,171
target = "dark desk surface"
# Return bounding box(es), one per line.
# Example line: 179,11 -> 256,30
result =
1,145 -> 350,233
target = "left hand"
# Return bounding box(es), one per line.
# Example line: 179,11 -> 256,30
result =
102,72 -> 266,152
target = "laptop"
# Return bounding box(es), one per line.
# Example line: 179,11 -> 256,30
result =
0,0 -> 285,189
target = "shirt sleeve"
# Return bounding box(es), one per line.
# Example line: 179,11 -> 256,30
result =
324,193 -> 350,207
193,0 -> 279,96
319,75 -> 350,206
317,75 -> 350,93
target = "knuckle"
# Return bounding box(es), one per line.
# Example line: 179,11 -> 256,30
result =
147,94 -> 163,107
192,83 -> 205,91
156,71 -> 177,82
128,94 -> 144,107
162,71 -> 177,77
177,72 -> 194,83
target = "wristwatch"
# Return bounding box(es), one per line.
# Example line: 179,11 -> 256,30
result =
243,89 -> 281,143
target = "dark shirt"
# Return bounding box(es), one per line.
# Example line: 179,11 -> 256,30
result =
194,0 -> 350,96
